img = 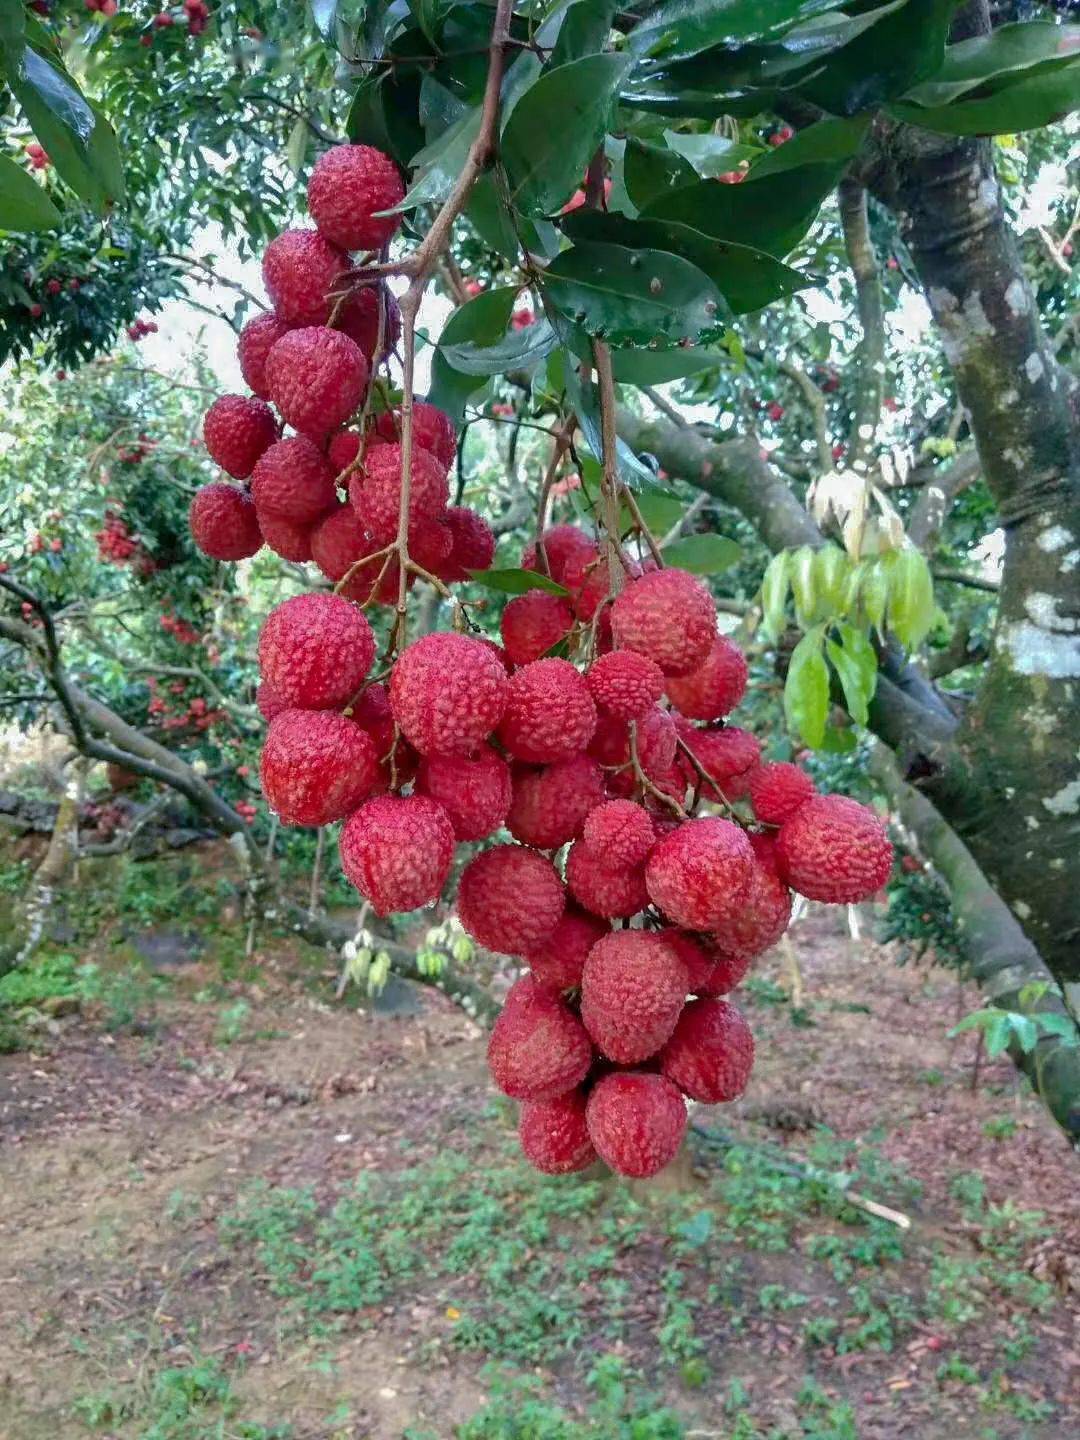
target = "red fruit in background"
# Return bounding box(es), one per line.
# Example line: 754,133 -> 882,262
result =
435,506 -> 495,582
585,650 -> 665,720
525,907 -> 609,993
251,435 -> 338,525
262,228 -> 348,326
660,998 -> 754,1104
776,794 -> 893,903
256,679 -> 288,723
257,511 -> 315,562
522,524 -> 597,586
390,632 -> 508,757
498,658 -> 597,764
238,312 -> 292,399
519,1091 -> 597,1174
327,429 -> 362,472
260,709 -> 380,826
351,683 -> 417,791
337,285 -> 402,358
265,326 -> 368,438
258,592 -> 375,711
28,303 -> 43,318
573,552 -> 629,623
581,930 -> 688,1064
565,840 -> 649,919
665,635 -> 748,721
307,144 -> 405,252
645,816 -> 754,930
339,794 -> 454,915
707,834 -> 792,961
748,762 -> 816,825
457,844 -> 566,956
506,753 -> 605,850
611,568 -> 717,677
582,800 -> 656,868
767,402 -> 784,422
676,721 -> 761,800
189,483 -> 263,561
46,278 -> 61,295
374,401 -> 457,470
351,442 -> 449,543
586,1072 -> 687,1179
488,975 -> 592,1101
203,394 -> 277,479
500,590 -> 574,666
415,744 -> 512,841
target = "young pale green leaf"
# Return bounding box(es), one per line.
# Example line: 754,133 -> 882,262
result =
745,115 -> 871,181
812,544 -> 851,615
0,153 -> 61,231
901,21 -> 1080,107
285,116 -> 308,175
886,547 -> 936,651
860,558 -> 889,633
789,544 -> 820,628
628,0 -> 847,63
543,241 -> 724,346
661,533 -> 741,575
441,318 -> 558,376
662,130 -> 760,178
468,568 -> 570,597
761,549 -> 791,642
820,725 -> 858,754
1035,1013 -> 1080,1043
826,624 -> 877,726
784,628 -> 829,749
889,57 -> 1080,135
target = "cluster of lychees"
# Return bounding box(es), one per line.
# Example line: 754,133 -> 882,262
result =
188,142 -> 894,1182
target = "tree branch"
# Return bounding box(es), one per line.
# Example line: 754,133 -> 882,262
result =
839,179 -> 886,472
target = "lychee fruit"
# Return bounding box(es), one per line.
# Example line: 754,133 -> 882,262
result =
434,505 -> 495,583
327,429 -> 362,473
506,753 -> 605,850
487,975 -> 592,1101
389,632 -> 508,757
307,143 -> 405,252
524,906 -> 609,993
676,722 -> 761,801
565,840 -> 649,919
775,794 -> 893,903
375,402 -> 456,470
645,816 -> 754,930
339,793 -> 454,914
256,678 -> 288,723
350,682 -> 417,790
202,394 -> 277,479
519,1090 -> 597,1174
351,442 -> 449,543
660,997 -> 754,1103
257,511 -> 315,562
237,312 -> 292,399
586,1072 -> 687,1179
262,228 -> 347,326
497,658 -> 596,764
748,762 -> 816,825
523,523 -> 598,588
611,568 -> 717,677
707,833 -> 792,960
582,800 -> 656,867
665,635 -> 748,721
265,326 -> 369,438
415,744 -> 512,841
656,928 -> 715,995
251,435 -> 338,523
258,592 -> 375,710
581,930 -> 688,1063
457,844 -> 566,955
260,709 -> 380,826
585,650 -> 665,720
500,591 -> 575,667
189,483 -> 262,561
589,705 -> 676,781
337,285 -> 402,358
695,941 -> 753,996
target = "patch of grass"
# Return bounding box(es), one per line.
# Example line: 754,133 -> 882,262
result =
0,948 -> 167,1047
74,1351 -> 289,1439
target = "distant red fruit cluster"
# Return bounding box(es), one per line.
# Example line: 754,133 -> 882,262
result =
127,317 -> 159,341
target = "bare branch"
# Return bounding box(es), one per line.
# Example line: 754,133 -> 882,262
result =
839,179 -> 885,471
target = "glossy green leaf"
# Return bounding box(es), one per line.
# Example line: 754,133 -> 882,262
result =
784,628 -> 829,748
884,547 -> 936,650
746,115 -> 870,181
902,22 -> 1080,107
789,544 -> 820,628
801,0 -> 961,116
662,130 -> 760,178
618,480 -> 685,537
0,2 -> 25,76
465,172 -> 559,262
502,53 -> 631,216
812,543 -> 850,614
662,533 -> 741,574
560,352 -> 658,491
427,286 -> 517,422
543,241 -> 724,345
469,567 -> 570,596
395,107 -> 479,212
610,346 -> 730,384
623,136 -> 697,211
826,624 -> 877,726
18,45 -> 94,144
643,162 -> 843,257
0,153 -> 62,231
285,117 -> 308,175
628,0 -> 847,63
761,550 -> 791,642
549,0 -> 618,68
12,49 -> 124,213
441,317 -> 558,375
889,58 -> 1080,135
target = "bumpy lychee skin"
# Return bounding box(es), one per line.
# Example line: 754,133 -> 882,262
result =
665,635 -> 748,721
500,591 -> 575,667
775,794 -> 893,903
251,435 -> 338,523
507,754 -> 605,850
582,800 -> 656,868
749,762 -> 816,825
375,402 -> 456,470
519,1091 -> 597,1174
307,144 -> 405,253
586,1072 -> 687,1179
581,930 -> 689,1064
565,841 -> 649,919
498,658 -> 597,764
257,511 -> 316,562
660,998 -> 754,1104
337,285 -> 401,359
524,907 -> 609,993
311,509 -> 405,605
695,944 -> 753,997
487,975 -> 592,1101
202,394 -> 277,479
238,312 -> 292,399
457,844 -> 566,956
436,506 -> 495,583
327,429 -> 361,473
349,682 -> 418,792
522,523 -> 597,587
256,678 -> 288,723
258,592 -> 375,711
189,483 -> 263,561
589,706 -> 676,780
657,929 -> 714,995
585,650 -> 665,721
645,816 -> 754,930
262,227 -> 347,326
351,441 -> 449,543
610,568 -> 717,677
707,834 -> 792,961
265,326 -> 369,439
339,794 -> 454,916
389,632 -> 508,757
260,709 -> 380,827
415,744 -> 512,841
676,722 -> 761,801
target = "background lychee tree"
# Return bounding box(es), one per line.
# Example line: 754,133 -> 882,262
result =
2,0 -> 1079,1136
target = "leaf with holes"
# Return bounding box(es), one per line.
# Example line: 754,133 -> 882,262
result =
543,241 -> 723,345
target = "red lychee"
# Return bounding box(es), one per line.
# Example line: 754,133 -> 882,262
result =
374,402 -> 456,470
351,442 -> 449,543
523,524 -> 598,588
748,762 -> 816,825
389,632 -> 508,757
307,144 -> 405,252
660,997 -> 754,1103
497,658 -> 596,764
310,507 -> 404,606
257,511 -> 315,562
258,592 -> 375,711
415,744 -> 512,841
256,678 -> 288,723
656,929 -> 715,995
339,794 -> 454,914
645,816 -> 754,930
265,326 -> 368,438
188,483 -> 263,561
676,722 -> 761,801
251,435 -> 338,524
582,800 -> 656,867
350,682 -> 417,791
435,506 -> 495,583
487,975 -> 592,1101
585,650 -> 665,720
589,705 -> 676,782
327,429 -> 362,473
337,285 -> 402,358
581,930 -> 688,1064
695,940 -> 753,996
775,794 -> 893,903
262,228 -> 348,326
524,906 -> 609,993
519,1090 -> 597,1174
500,591 -> 575,667
611,568 -> 717,677
237,312 -> 292,399
506,753 -> 605,850
202,394 -> 277,480
665,635 -> 748,721
707,834 -> 792,961
457,844 -> 566,955
565,840 -> 649,919
260,709 -> 380,826
586,1072 -> 687,1179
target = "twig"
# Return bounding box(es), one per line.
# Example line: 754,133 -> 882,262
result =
642,384 -> 690,429
592,339 -> 632,594
629,721 -> 688,819
162,251 -> 269,313
660,491 -> 708,546
839,179 -> 885,472
932,567 -> 999,593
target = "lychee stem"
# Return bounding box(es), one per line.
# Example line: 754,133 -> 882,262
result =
674,735 -> 736,817
629,721 -> 688,820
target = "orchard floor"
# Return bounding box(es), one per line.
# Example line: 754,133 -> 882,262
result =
0,839 -> 1077,1440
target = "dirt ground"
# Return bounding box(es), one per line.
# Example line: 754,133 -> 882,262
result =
0,843 -> 1077,1440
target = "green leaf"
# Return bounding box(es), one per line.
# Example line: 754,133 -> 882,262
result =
627,0 -> 847,63
1007,1014 -> 1039,1055
948,1009 -> 999,1038
10,49 -> 124,212
820,725 -> 858,754
0,153 -> 62,231
761,550 -> 790,642
784,628 -> 829,748
310,0 -> 340,43
395,107 -> 480,212
618,480 -> 685,536
860,559 -> 889,634
623,136 -> 697,210
466,172 -> 560,263
789,544 -> 819,628
884,547 -> 935,651
427,286 -> 517,422
1035,1013 -> 1080,1043
502,53 -> 631,216
888,57 -> 1080,135
746,115 -> 870,181
441,318 -> 558,376
609,346 -> 730,385
560,351 -> 658,491
662,130 -> 760,178
661,534 -> 741,575
901,21 -> 1080,108
18,45 -> 94,144
549,0 -> 619,68
827,623 -> 877,726
285,117 -> 308,176
643,162 -> 843,257
801,0 -> 961,116
469,568 -> 570,596
0,1 -> 26,77
813,544 -> 851,615
543,241 -> 724,345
